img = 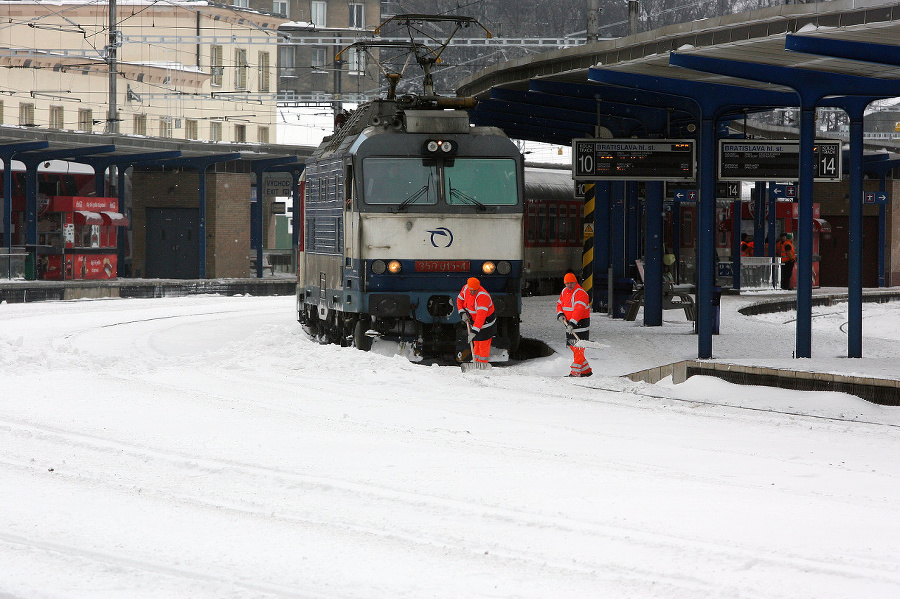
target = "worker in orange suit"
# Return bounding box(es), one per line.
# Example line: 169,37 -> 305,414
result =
457,277 -> 496,366
557,272 -> 593,377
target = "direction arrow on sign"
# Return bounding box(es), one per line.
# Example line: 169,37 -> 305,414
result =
672,189 -> 698,202
864,191 -> 889,204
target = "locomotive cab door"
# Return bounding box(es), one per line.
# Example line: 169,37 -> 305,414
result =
342,162 -> 362,301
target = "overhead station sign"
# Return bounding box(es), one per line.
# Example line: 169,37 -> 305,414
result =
573,139 -> 696,181
718,140 -> 842,182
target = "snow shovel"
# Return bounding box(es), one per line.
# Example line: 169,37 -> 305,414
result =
461,321 -> 490,372
569,326 -> 607,349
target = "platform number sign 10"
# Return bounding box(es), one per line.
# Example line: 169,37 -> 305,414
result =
575,141 -> 594,178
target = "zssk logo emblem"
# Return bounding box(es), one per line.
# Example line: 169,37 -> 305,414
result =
427,227 -> 453,248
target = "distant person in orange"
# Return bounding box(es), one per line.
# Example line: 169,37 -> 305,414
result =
779,232 -> 795,290
740,233 -> 754,257
457,277 -> 496,367
557,272 -> 592,377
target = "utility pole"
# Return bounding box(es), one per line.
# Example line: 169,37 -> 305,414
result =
628,0 -> 640,36
586,0 -> 600,42
105,0 -> 118,134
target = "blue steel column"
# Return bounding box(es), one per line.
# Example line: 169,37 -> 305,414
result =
24,167 -> 38,247
644,180 -> 663,325
879,176 -> 887,288
847,110 -> 864,357
753,182 -> 765,256
731,198 -> 741,290
626,181 -> 641,269
2,161 -> 11,278
198,165 -> 209,279
611,181 -> 626,280
697,116 -> 716,357
795,108 -> 815,358
594,181 -> 611,312
767,183 -> 776,258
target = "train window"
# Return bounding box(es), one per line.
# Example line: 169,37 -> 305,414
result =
537,204 -> 547,243
362,158 -> 437,206
525,203 -> 537,244
568,203 -> 580,243
445,159 -> 517,206
548,204 -> 558,245
559,205 -> 568,243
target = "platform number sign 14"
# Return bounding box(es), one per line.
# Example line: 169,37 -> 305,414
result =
814,142 -> 839,179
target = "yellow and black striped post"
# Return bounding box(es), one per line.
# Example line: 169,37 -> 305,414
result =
582,182 -> 595,307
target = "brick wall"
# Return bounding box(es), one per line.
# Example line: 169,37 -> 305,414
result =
813,178 -> 897,286
131,170 -> 251,278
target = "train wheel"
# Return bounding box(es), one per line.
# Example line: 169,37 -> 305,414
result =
353,317 -> 372,351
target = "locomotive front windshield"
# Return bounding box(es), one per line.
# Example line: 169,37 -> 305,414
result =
362,157 -> 518,208
445,159 -> 518,206
363,158 -> 438,206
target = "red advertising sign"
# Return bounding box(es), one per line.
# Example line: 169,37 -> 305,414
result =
50,196 -> 119,212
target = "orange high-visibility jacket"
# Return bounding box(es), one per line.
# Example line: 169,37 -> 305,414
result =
457,285 -> 495,332
557,285 -> 590,324
781,239 -> 795,262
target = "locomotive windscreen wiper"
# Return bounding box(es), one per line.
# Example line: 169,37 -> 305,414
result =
448,179 -> 486,210
398,183 -> 430,209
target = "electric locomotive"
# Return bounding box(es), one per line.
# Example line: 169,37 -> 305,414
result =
296,95 -> 524,359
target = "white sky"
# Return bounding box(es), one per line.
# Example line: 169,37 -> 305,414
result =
277,105 -> 573,165
1,290 -> 900,597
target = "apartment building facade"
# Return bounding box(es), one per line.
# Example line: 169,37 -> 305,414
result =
0,1 -> 285,144
250,0 -> 384,103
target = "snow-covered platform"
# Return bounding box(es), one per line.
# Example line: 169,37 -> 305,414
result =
0,276 -> 295,303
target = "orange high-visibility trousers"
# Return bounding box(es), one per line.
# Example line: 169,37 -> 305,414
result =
473,338 -> 492,364
569,345 -> 591,376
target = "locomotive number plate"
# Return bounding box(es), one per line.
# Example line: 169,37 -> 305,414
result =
414,260 -> 470,272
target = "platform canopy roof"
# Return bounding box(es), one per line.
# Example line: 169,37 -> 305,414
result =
456,0 -> 900,146
0,125 -> 314,171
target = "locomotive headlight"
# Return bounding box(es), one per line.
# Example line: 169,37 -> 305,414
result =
497,261 -> 511,275
372,260 -> 386,274
482,261 -> 496,275
388,260 -> 402,274
424,139 -> 457,155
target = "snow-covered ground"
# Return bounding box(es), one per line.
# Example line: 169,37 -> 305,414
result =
2,290 -> 900,598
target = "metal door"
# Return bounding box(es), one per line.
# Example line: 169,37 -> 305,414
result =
145,208 -> 200,279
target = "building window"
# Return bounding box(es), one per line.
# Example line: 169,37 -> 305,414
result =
311,0 -> 326,27
186,119 -> 199,140
211,45 -> 224,87
273,0 -> 288,16
78,109 -> 93,132
133,114 -> 147,136
312,47 -> 327,72
210,120 -> 222,142
49,105 -> 64,129
258,126 -> 269,144
234,124 -> 246,143
19,103 -> 35,126
233,0 -> 248,7
348,48 -> 365,74
235,48 -> 248,90
159,117 -> 173,138
258,51 -> 270,92
279,46 -> 295,78
0,101 -> 4,125
349,3 -> 364,28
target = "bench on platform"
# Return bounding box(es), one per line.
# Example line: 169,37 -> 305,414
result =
624,260 -> 696,321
